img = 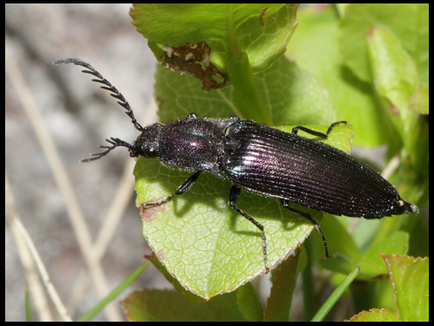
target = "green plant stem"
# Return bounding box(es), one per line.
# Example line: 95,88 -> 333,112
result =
226,53 -> 273,125
225,7 -> 272,125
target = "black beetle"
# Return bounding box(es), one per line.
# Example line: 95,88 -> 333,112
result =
54,58 -> 419,272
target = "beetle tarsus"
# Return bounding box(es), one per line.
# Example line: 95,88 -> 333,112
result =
229,185 -> 270,272
281,200 -> 329,259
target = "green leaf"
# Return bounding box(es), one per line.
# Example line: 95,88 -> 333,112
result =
346,254 -> 428,321
130,4 -> 298,74
383,254 -> 429,321
366,25 -> 427,184
320,224 -> 409,280
121,283 -> 260,321
235,281 -> 264,321
347,308 -> 399,321
357,231 -> 409,279
121,289 -> 225,321
317,215 -> 362,275
264,249 -> 301,321
257,58 -> 336,126
339,4 -> 429,86
409,84 -> 429,115
367,25 -> 418,111
145,253 -> 206,304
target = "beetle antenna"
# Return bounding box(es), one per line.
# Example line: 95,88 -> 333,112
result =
81,137 -> 133,162
53,58 -> 144,132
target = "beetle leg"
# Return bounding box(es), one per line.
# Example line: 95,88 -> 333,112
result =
281,200 -> 330,259
291,121 -> 348,138
229,185 -> 270,273
142,171 -> 202,208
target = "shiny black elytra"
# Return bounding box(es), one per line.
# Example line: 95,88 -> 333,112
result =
54,58 -> 419,272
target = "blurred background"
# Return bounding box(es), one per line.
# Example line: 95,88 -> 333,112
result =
6,4 -> 166,321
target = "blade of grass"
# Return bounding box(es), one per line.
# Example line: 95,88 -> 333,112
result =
25,284 -> 32,322
6,174 -> 53,320
311,267 -> 360,321
77,261 -> 150,321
